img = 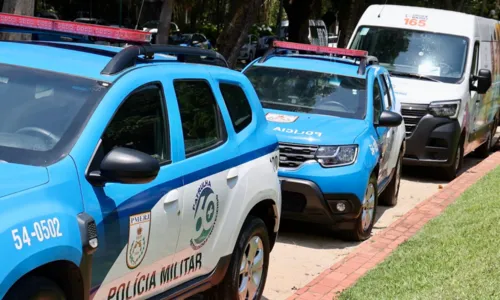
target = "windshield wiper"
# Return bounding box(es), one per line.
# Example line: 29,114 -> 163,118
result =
389,71 -> 441,83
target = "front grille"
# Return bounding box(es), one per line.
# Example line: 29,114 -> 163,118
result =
401,104 -> 429,137
278,142 -> 318,169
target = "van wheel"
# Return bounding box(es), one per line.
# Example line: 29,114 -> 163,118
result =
476,117 -> 498,158
341,174 -> 378,241
212,216 -> 270,300
442,136 -> 464,181
379,151 -> 403,207
4,276 -> 66,300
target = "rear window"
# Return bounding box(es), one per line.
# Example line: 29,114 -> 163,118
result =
244,66 -> 367,120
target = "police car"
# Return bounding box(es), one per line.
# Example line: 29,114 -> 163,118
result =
243,41 -> 405,241
0,13 -> 281,300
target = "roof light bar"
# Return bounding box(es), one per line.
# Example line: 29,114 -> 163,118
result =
272,41 -> 368,58
0,13 -> 151,44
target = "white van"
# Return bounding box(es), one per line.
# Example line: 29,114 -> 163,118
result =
280,20 -> 328,46
348,5 -> 500,180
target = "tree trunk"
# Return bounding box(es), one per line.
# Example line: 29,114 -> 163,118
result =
283,0 -> 313,44
157,0 -> 174,44
481,0 -> 488,16
444,0 -> 454,10
216,0 -> 264,68
343,0 -> 364,47
1,0 -> 35,40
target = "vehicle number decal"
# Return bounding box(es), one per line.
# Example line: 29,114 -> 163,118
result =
11,218 -> 63,250
404,14 -> 427,27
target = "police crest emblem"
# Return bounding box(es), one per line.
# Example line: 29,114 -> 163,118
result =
126,212 -> 151,269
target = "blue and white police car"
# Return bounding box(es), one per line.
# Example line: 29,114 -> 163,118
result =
0,13 -> 281,300
243,41 -> 406,241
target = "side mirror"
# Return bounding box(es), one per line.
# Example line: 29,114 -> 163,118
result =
88,147 -> 160,186
377,110 -> 403,127
474,69 -> 492,94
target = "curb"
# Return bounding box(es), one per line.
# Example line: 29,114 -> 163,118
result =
286,151 -> 500,300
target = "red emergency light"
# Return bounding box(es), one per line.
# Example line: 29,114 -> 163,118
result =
272,41 -> 368,58
0,13 -> 151,44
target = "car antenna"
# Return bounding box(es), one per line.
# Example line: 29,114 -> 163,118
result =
135,0 -> 146,30
377,0 -> 389,18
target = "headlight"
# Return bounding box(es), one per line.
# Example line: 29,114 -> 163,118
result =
428,100 -> 461,118
315,145 -> 358,167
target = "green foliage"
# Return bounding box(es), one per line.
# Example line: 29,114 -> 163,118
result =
339,166 -> 500,300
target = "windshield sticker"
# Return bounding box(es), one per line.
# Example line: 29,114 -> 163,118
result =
266,113 -> 299,123
273,126 -> 322,137
360,27 -> 370,36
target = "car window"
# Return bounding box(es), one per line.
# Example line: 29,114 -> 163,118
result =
379,76 -> 391,109
373,80 -> 383,124
174,80 -> 226,156
101,84 -> 169,163
219,83 -> 253,133
382,74 -> 393,108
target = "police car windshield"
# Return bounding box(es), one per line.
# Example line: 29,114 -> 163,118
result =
350,26 -> 468,84
245,66 -> 367,119
0,64 -> 107,166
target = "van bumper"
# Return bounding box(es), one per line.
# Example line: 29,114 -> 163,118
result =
403,115 -> 461,167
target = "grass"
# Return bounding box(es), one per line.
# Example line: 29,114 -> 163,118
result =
339,166 -> 500,300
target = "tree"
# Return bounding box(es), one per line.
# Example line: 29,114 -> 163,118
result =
216,0 -> 265,68
283,0 -> 314,43
157,0 -> 174,44
1,0 -> 35,40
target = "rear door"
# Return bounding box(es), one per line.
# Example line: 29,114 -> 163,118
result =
162,74 -> 239,289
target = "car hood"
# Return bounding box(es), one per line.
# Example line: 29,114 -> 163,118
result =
0,162 -> 49,199
264,109 -> 368,145
390,77 -> 462,104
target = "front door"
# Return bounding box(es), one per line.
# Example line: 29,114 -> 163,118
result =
84,83 -> 183,299
373,77 -> 391,187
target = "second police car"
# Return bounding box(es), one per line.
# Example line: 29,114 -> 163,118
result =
243,41 -> 406,241
0,14 -> 281,300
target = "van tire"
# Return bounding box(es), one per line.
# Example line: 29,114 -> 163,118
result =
476,116 -> 498,158
442,135 -> 464,181
379,150 -> 403,207
4,276 -> 66,300
341,174 -> 378,241
212,216 -> 270,300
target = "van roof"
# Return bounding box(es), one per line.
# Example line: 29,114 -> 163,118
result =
357,4 -> 480,38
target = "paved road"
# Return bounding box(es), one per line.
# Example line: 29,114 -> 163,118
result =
262,149 -> 494,300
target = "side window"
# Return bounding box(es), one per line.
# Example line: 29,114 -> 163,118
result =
219,83 -> 253,133
102,84 -> 169,162
381,75 -> 392,108
373,80 -> 383,124
471,42 -> 480,76
174,80 -> 226,156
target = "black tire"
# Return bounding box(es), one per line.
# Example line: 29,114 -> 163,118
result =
475,116 -> 498,158
213,216 -> 270,300
341,174 -> 378,241
442,136 -> 464,181
4,276 -> 66,300
379,151 -> 403,207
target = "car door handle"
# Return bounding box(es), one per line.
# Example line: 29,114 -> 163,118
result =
163,189 -> 180,204
227,167 -> 239,180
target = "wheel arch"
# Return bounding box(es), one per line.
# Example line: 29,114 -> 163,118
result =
247,199 -> 279,251
4,260 -> 84,300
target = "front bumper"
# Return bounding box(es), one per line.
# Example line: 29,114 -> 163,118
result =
278,161 -> 369,230
403,115 -> 461,167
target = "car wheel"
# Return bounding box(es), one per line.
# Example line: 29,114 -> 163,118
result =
442,136 -> 464,181
379,151 -> 402,207
212,216 -> 270,300
341,174 -> 378,241
4,276 -> 66,300
475,116 -> 498,158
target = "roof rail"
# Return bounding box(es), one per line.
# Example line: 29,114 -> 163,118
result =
101,44 -> 229,75
0,12 -> 151,44
259,41 -> 377,75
